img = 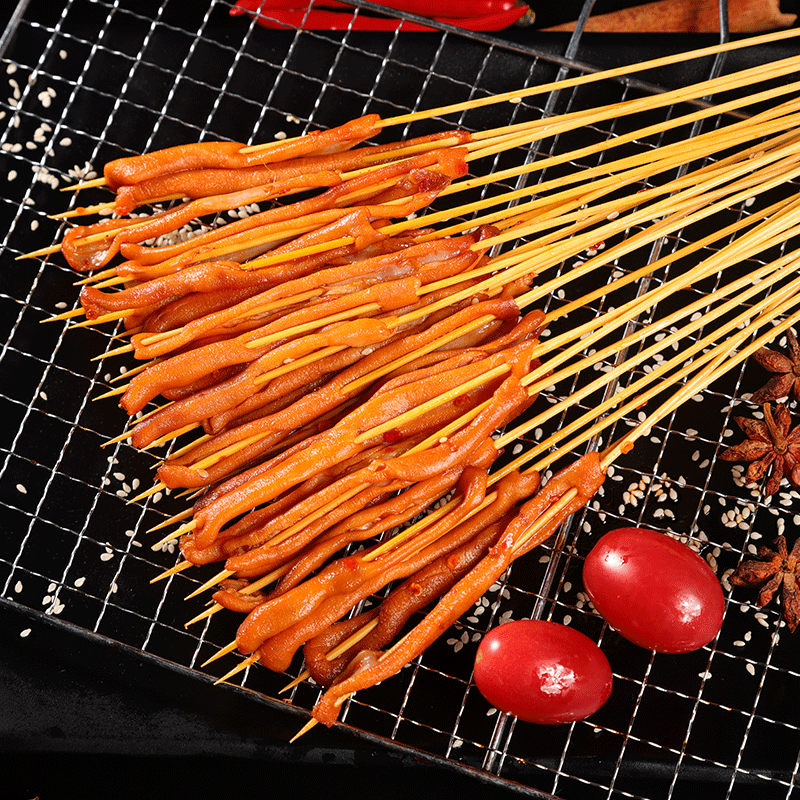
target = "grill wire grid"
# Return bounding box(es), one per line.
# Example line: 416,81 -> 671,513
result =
2,0 -> 800,797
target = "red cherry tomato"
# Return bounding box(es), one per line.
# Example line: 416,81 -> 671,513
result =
473,620 -> 613,724
582,527 -> 725,653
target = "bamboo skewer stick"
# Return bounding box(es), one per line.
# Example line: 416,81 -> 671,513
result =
36,52 -> 800,295
33,27 -> 800,741
233,28 -> 800,157
168,220 -> 800,603
134,161 -> 800,511
190,196 -> 800,641
286,285 -> 800,731
123,190 -> 792,545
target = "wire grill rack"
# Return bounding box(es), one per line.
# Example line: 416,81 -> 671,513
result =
3,0 -> 800,796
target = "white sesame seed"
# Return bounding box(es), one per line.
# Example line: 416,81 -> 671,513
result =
74,577 -> 85,587
20,628 -> 31,638
16,484 -> 27,494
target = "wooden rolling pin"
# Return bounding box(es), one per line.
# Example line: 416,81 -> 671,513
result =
544,0 -> 796,32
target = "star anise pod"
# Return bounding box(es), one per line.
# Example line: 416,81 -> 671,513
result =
729,535 -> 800,632
751,329 -> 800,404
719,403 -> 800,496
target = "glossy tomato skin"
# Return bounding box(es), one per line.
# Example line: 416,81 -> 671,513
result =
473,620 -> 612,724
583,527 -> 725,653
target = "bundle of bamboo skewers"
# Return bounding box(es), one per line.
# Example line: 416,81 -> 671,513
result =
31,27 -> 800,732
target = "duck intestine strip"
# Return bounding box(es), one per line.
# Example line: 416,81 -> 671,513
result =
310,453 -> 606,727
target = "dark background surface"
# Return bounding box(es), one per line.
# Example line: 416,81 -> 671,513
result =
0,601 -> 530,800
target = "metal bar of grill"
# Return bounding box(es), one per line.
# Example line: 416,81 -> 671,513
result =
3,0 -> 800,797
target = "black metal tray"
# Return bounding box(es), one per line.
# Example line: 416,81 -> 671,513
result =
3,1 -> 800,797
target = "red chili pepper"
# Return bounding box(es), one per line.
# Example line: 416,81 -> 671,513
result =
232,0 -> 523,19
230,0 -> 530,31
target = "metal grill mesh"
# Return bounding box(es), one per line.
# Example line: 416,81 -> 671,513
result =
3,0 -> 800,796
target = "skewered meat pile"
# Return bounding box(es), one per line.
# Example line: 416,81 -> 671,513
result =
41,35 -> 800,729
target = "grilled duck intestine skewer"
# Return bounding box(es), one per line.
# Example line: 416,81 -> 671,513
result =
86,108 -> 800,410
31,25 -> 800,736
300,285 -> 800,732
148,183 -> 800,617
56,26 -> 800,198
193,229 -> 800,614
35,48 -> 800,314
82,136 -> 800,502
147,175 -> 800,592
55,37 -> 800,227
203,227 -> 800,692
138,158 -> 800,526
63,84 -> 800,338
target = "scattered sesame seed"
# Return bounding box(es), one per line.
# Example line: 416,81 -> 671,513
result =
20,628 -> 31,638
16,484 -> 27,494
